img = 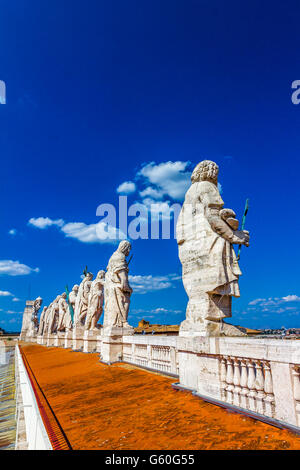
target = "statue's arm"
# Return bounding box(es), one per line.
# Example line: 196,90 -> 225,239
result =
118,270 -> 132,293
201,191 -> 249,245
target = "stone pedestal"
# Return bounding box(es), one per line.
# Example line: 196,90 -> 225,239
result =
19,332 -> 27,341
177,335 -> 222,400
37,335 -> 44,345
83,330 -> 99,353
101,326 -> 134,364
64,330 -> 73,348
26,335 -> 37,343
39,335 -> 46,345
54,332 -> 65,347
46,334 -> 56,347
96,334 -> 102,353
72,327 -> 84,351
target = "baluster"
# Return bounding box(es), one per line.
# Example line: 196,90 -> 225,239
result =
225,357 -> 234,404
239,359 -> 249,409
254,360 -> 265,414
262,361 -> 275,417
247,360 -> 257,411
219,356 -> 227,400
233,358 -> 241,406
292,365 -> 300,426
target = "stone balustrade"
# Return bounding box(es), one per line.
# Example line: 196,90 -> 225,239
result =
29,330 -> 300,431
220,356 -> 275,417
178,335 -> 300,429
122,335 -> 178,376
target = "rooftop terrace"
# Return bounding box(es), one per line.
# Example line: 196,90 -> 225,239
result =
20,343 -> 300,450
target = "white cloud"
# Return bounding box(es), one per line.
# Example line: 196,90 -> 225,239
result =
138,161 -> 191,201
12,297 -> 20,302
282,295 -> 300,302
247,295 -> 300,316
8,229 -> 17,236
249,298 -> 267,305
0,260 -> 39,276
0,290 -> 13,297
28,216 -> 126,245
61,221 -> 126,244
128,273 -> 180,294
141,197 -> 176,220
249,295 -> 300,308
139,187 -> 164,200
29,217 -> 64,229
117,181 -> 136,195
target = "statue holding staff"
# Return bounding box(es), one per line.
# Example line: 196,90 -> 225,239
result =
85,270 -> 105,331
103,241 -> 133,329
176,160 -> 250,336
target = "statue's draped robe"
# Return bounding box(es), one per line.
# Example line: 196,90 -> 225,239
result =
176,180 -> 241,301
74,277 -> 91,325
104,252 -> 130,328
86,279 -> 104,328
57,298 -> 72,330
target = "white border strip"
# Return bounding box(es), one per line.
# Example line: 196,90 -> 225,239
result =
15,345 -> 52,450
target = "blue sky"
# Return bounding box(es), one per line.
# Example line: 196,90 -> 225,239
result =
1,0 -> 300,332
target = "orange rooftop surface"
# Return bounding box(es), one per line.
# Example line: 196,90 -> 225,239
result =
20,344 -> 300,450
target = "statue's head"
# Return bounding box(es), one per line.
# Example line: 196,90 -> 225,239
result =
118,240 -> 131,256
86,272 -> 93,281
35,296 -> 42,306
72,284 -> 79,292
62,292 -> 67,299
191,160 -> 219,185
97,270 -> 106,280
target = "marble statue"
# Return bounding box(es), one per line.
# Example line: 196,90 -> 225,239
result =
176,160 -> 250,336
85,270 -> 105,331
74,273 -> 93,326
68,284 -> 79,320
38,306 -> 48,335
47,295 -> 61,334
57,293 -> 72,331
103,241 -> 133,329
22,296 -> 43,338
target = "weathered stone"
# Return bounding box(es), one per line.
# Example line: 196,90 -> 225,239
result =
85,270 -> 105,331
176,160 -> 250,336
103,241 -> 133,330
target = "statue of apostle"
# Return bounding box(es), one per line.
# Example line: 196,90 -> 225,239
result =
103,241 -> 133,330
176,160 -> 250,336
85,270 -> 105,331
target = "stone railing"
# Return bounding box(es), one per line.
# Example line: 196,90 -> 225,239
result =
31,329 -> 300,431
177,336 -> 300,430
219,356 -> 275,418
122,335 -> 179,376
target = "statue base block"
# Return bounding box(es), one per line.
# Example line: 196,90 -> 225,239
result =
72,327 -> 84,351
54,332 -> 65,347
46,334 -> 56,347
64,331 -> 73,348
37,335 -> 43,345
100,326 -> 134,364
179,319 -> 246,337
83,330 -> 99,353
96,334 -> 102,353
39,335 -> 46,345
26,335 -> 37,343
